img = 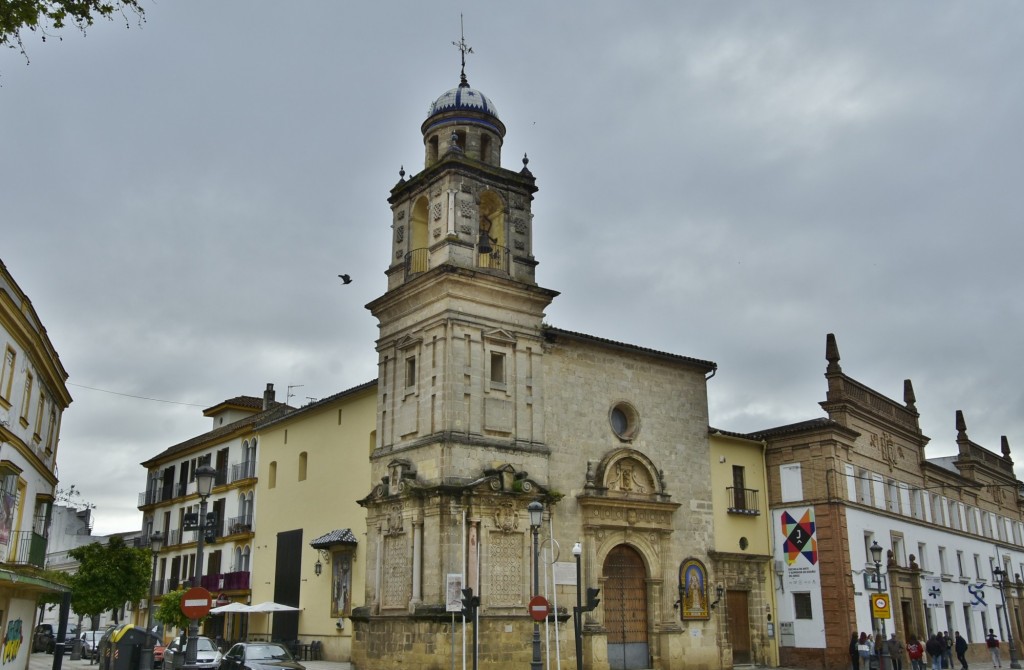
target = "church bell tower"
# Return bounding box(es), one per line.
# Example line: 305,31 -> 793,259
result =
356,37 -> 560,667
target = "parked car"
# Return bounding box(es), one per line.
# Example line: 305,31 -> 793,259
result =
79,630 -> 106,659
218,642 -> 305,670
163,636 -> 222,670
154,640 -> 165,668
32,623 -> 79,654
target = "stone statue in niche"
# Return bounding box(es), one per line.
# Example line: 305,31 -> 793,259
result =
607,459 -> 649,494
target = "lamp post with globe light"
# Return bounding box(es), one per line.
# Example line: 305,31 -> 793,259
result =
870,541 -> 889,670
528,501 -> 543,670
993,567 -> 1021,669
572,542 -> 583,670
139,530 -> 164,670
185,464 -> 217,668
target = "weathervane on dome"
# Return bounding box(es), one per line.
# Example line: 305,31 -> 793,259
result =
452,14 -> 473,88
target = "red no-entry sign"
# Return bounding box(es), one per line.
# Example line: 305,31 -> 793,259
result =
180,587 -> 213,620
528,595 -> 550,622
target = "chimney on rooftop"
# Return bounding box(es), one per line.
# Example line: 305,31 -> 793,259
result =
263,383 -> 275,410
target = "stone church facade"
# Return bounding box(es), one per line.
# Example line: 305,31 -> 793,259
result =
350,65 -> 725,670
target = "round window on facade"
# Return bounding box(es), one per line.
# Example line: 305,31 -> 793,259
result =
609,402 -> 640,441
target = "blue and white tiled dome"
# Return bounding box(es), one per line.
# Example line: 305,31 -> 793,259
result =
427,84 -> 499,120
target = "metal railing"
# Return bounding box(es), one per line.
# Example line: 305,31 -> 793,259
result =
405,248 -> 429,278
476,245 -> 510,272
4,530 -> 46,567
226,515 -> 253,534
230,460 -> 256,483
138,482 -> 188,507
726,487 -> 761,515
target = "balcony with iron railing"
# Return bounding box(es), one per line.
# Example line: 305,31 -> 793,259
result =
200,570 -> 250,591
230,460 -> 256,483
726,487 -> 761,515
4,530 -> 47,567
138,482 -> 188,507
226,515 -> 253,535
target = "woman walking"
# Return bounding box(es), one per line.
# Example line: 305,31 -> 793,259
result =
907,635 -> 925,670
859,632 -> 874,670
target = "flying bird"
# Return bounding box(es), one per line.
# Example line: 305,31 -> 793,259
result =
338,274 -> 352,284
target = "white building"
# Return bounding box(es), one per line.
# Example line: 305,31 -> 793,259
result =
0,258 -> 73,670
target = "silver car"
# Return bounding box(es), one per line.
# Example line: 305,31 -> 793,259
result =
163,637 -> 223,670
79,631 -> 105,659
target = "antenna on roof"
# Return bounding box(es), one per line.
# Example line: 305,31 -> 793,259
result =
286,384 -> 304,406
452,13 -> 473,87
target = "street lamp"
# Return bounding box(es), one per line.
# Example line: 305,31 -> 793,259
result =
528,501 -> 544,670
870,541 -> 889,670
186,464 -> 217,668
147,530 -> 164,632
140,530 -> 164,670
993,567 -> 1021,669
572,542 -> 583,670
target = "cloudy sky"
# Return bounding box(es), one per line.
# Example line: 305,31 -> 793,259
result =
3,2 -> 1023,535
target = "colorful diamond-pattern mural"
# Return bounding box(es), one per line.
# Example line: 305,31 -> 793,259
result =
781,508 -> 818,565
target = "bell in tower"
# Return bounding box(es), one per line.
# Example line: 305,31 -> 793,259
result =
382,38 -> 542,293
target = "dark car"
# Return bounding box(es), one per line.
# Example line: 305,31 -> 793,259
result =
219,642 -> 305,670
32,623 -> 79,654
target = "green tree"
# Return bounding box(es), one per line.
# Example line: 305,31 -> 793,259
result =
1,0 -> 144,59
67,536 -> 151,629
155,590 -> 208,635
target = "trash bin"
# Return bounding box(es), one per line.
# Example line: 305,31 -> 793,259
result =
97,624 -> 160,670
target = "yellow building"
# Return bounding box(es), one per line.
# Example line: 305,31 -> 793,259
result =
0,258 -> 73,670
138,384 -> 289,641
708,429 -> 779,668
249,381 -> 376,662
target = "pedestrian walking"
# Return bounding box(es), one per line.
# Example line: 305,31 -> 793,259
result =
927,634 -> 945,670
888,632 -> 906,670
954,631 -> 968,670
987,629 -> 1002,668
908,635 -> 926,670
860,632 -> 874,669
852,632 -> 863,670
944,632 -> 954,670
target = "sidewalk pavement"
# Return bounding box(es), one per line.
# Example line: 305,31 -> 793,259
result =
28,652 -> 352,670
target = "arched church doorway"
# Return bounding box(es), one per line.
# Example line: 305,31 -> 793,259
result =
603,544 -> 649,670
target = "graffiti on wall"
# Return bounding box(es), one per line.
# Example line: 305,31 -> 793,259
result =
2,618 -> 23,664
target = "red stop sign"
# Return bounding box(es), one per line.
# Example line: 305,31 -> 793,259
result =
180,587 -> 213,619
528,595 -> 550,622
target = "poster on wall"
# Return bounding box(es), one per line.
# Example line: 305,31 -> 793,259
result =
779,507 -> 819,588
678,558 -> 709,620
0,491 -> 14,546
968,583 -> 988,612
445,574 -> 464,613
922,575 -> 943,608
